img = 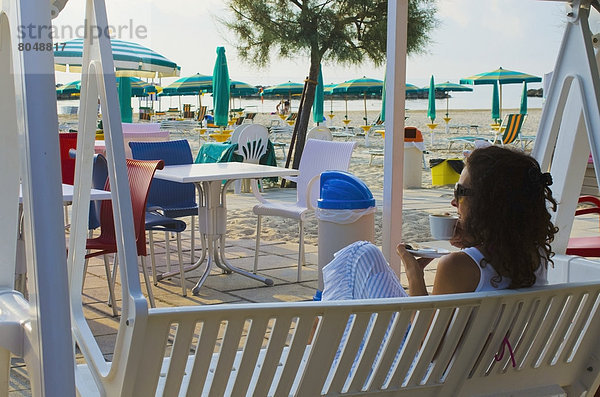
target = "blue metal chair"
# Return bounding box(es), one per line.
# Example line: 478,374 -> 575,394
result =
128,140 -> 201,271
68,149 -> 108,231
145,210 -> 188,296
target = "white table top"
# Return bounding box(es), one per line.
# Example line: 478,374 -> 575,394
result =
154,162 -> 298,184
19,184 -> 111,203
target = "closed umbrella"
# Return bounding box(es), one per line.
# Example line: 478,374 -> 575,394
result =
313,65 -> 324,124
460,67 -> 541,120
117,77 -> 133,122
492,81 -> 500,123
380,75 -> 386,123
427,75 -> 437,144
212,47 -> 230,127
427,75 -> 436,123
520,82 -> 528,115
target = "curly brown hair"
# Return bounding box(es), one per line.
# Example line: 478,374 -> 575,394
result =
462,146 -> 559,288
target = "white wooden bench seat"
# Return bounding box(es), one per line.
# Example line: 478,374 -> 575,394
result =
67,255 -> 600,396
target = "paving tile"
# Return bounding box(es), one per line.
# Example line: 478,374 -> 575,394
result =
231,283 -> 316,303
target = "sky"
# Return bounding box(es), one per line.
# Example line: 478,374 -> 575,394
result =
52,0 -> 571,109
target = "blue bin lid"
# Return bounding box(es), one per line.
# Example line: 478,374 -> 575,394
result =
318,171 -> 375,209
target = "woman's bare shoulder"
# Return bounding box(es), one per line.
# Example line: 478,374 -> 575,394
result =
432,251 -> 480,294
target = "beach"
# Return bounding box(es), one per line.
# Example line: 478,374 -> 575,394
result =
59,107 -> 542,247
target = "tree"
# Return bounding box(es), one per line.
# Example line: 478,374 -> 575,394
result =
220,0 -> 438,171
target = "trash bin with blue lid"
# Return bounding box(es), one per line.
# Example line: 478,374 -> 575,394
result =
314,171 -> 376,299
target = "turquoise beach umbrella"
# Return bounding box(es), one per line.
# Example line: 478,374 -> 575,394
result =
492,81 -> 500,123
229,80 -> 258,96
54,38 -> 181,78
56,80 -> 81,96
380,74 -> 386,122
427,75 -> 436,123
212,47 -> 230,127
313,65 -> 324,124
162,73 -> 212,96
117,77 -> 133,123
431,81 -> 473,118
460,67 -> 541,120
332,76 -> 383,124
520,82 -> 528,115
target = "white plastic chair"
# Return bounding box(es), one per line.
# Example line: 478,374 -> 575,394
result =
234,125 -> 269,193
252,139 -> 356,281
230,123 -> 250,145
236,124 -> 269,163
306,126 -> 333,142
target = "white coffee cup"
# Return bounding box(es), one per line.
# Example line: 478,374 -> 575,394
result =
429,214 -> 458,240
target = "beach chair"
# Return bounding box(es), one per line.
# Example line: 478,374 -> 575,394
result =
243,112 -> 257,123
252,139 -> 356,281
447,113 -> 530,149
306,125 -> 333,141
195,105 -> 207,126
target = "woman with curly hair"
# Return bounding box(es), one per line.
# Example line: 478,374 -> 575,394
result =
397,145 -> 559,296
323,146 -> 559,300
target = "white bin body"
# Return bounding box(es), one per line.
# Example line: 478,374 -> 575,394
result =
317,211 -> 375,291
404,145 -> 422,188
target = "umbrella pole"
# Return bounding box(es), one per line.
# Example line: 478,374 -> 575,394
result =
499,83 -> 503,121
345,95 -> 348,119
363,91 -> 367,125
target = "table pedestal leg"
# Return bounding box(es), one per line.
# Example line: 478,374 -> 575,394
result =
155,179 -> 273,296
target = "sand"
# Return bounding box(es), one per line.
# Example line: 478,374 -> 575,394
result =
59,107 -> 542,247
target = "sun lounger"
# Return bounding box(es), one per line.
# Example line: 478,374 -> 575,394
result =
448,123 -> 479,134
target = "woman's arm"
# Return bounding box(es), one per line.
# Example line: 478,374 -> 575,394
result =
397,245 -> 479,296
431,252 -> 480,295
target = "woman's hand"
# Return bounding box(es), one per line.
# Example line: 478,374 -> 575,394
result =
396,244 -> 434,296
449,219 -> 471,249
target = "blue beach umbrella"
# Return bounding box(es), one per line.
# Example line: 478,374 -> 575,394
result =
313,65 -> 324,124
492,81 -> 500,123
427,75 -> 436,123
520,82 -> 528,115
212,47 -> 230,127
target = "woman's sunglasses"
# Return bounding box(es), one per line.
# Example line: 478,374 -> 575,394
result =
454,183 -> 474,202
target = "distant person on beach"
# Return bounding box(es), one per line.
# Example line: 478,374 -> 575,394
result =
322,146 -> 558,300
276,100 -> 291,116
